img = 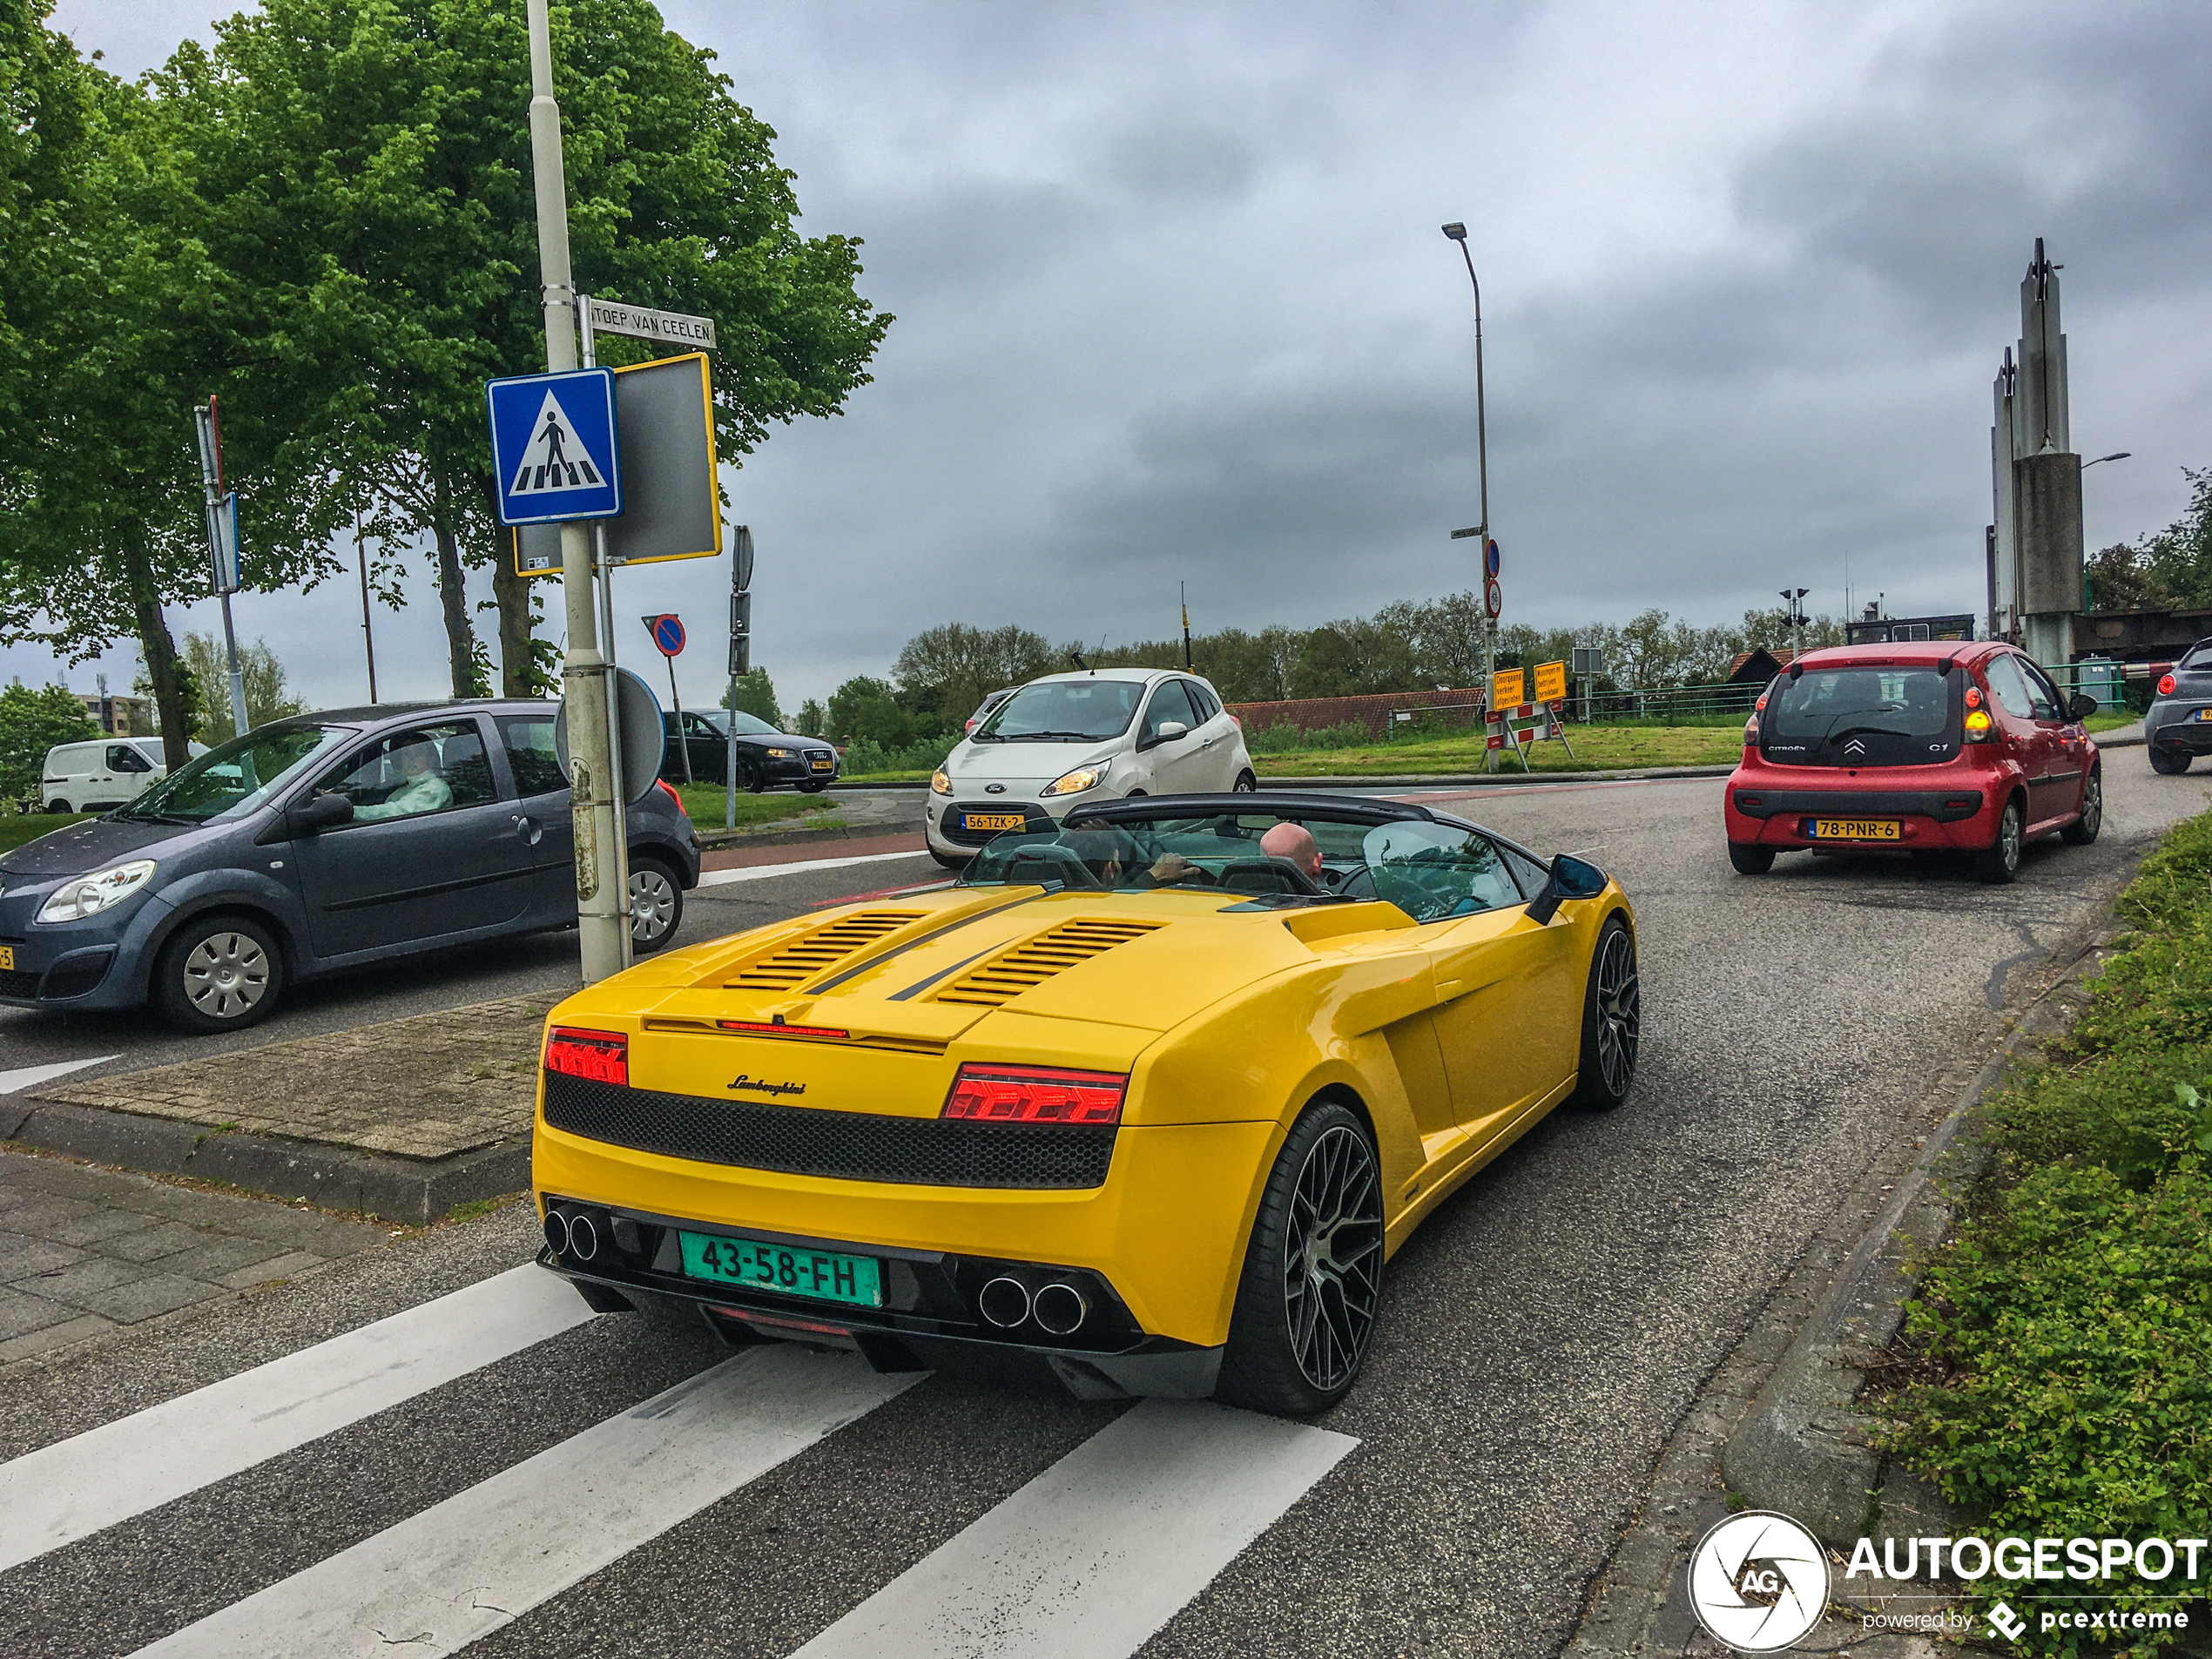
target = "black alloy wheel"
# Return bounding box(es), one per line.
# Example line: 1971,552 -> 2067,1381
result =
2149,745 -> 2191,775
744,756 -> 767,794
627,858 -> 684,952
1975,796 -> 2025,885
1727,842 -> 1775,874
2061,766 -> 2103,845
154,914 -> 285,1034
1217,1100 -> 1385,1416
1569,916 -> 1641,1109
1233,770 -> 1258,792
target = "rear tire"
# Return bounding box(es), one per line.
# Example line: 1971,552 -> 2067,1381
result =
1233,770 -> 1258,792
1215,1100 -> 1383,1417
1974,797 -> 2024,884
2060,766 -> 2102,845
627,857 -> 684,952
1568,917 -> 1640,1110
1727,842 -> 1775,874
154,914 -> 285,1034
47,799 -> 71,814
2149,745 -> 2191,775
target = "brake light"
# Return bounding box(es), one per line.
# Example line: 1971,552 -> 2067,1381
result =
718,1019 -> 850,1040
656,779 -> 686,814
2159,673 -> 2177,697
545,1026 -> 627,1085
1754,693 -> 1768,711
942,1063 -> 1126,1125
1964,686 -> 1982,710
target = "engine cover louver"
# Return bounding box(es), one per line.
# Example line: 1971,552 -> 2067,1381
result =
725,910 -> 926,992
934,918 -> 1163,1008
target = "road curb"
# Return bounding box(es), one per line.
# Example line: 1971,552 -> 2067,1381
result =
1716,921 -> 2125,1554
692,819 -> 867,852
833,764 -> 1739,792
1,1101 -> 529,1227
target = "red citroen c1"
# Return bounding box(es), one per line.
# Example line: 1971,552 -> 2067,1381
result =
1723,641 -> 2102,885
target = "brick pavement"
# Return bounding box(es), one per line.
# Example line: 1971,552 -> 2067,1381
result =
0,1150 -> 393,1364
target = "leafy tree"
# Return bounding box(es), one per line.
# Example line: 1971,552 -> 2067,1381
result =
792,698 -> 826,738
0,682 -> 98,805
152,0 -> 892,698
2086,543 -> 2174,613
826,675 -> 910,746
178,632 -> 309,743
893,623 -> 1056,726
719,666 -> 781,727
2140,467 -> 2212,608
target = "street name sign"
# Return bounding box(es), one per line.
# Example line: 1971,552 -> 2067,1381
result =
487,367 -> 622,525
585,299 -> 717,352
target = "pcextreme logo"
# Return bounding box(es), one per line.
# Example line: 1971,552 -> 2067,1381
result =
1688,1511 -> 1831,1652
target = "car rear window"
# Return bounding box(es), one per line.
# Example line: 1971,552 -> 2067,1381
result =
1761,667 -> 1960,768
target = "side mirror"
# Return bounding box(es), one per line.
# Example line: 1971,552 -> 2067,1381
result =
289,792 -> 354,833
1156,720 -> 1189,744
2067,692 -> 2097,723
1527,853 -> 1608,927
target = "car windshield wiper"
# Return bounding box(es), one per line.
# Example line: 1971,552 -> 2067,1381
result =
115,807 -> 195,824
1000,729 -> 1105,742
1824,725 -> 1914,743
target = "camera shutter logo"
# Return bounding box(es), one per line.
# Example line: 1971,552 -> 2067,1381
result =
1687,1511 -> 1831,1652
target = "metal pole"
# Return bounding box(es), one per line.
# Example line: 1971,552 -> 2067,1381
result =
576,295 -> 635,971
528,0 -> 626,984
354,503 -> 377,702
1447,227 -> 1494,771
1181,582 -> 1192,671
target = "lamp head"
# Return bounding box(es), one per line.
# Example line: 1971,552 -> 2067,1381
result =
1441,222 -> 1467,241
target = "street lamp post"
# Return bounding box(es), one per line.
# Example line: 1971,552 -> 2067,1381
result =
2077,453 -> 2131,612
1442,222 -> 1492,719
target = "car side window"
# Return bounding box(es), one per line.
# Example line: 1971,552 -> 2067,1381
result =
496,716 -> 567,798
2019,660 -> 2064,721
1142,680 -> 1197,742
684,712 -> 718,738
1982,654 -> 2035,720
1497,841 -> 1552,899
107,745 -> 152,773
1185,681 -> 1220,723
323,722 -> 496,823
1360,822 -> 1524,921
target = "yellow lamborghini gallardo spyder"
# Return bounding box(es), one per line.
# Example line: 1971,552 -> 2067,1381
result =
533,792 -> 1639,1414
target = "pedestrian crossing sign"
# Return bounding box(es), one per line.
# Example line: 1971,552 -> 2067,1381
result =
486,367 -> 622,525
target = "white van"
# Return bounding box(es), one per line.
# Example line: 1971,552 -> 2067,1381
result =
41,737 -> 201,813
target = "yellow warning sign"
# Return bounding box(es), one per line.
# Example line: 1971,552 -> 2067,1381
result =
1491,667 -> 1526,710
1534,660 -> 1568,704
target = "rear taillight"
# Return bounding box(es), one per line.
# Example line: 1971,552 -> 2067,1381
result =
1964,710 -> 1995,742
2158,673 -> 2177,697
718,1019 -> 850,1040
655,779 -> 686,813
1742,717 -> 1758,745
942,1064 -> 1126,1125
1965,685 -> 1982,710
545,1026 -> 627,1085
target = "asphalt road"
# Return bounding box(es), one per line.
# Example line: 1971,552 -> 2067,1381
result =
2,761 -> 2207,1658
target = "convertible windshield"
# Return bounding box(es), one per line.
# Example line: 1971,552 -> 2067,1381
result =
957,810 -> 1541,921
118,724 -> 351,825
974,680 -> 1144,742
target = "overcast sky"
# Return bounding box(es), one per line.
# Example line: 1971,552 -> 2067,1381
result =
16,0 -> 2211,715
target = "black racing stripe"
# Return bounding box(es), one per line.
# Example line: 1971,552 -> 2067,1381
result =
807,894 -> 1042,994
886,945 -> 1000,1001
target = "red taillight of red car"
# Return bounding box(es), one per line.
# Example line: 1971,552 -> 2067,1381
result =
656,779 -> 686,814
545,1026 -> 627,1085
1964,685 -> 1983,710
942,1063 -> 1126,1125
2159,672 -> 2177,697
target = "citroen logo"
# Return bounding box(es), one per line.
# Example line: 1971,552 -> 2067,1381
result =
1843,738 -> 1867,757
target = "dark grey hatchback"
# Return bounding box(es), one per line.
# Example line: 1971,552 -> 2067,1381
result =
0,700 -> 699,1033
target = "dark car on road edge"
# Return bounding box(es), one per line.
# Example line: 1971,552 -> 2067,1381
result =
2147,637 -> 2212,774
0,700 -> 699,1033
660,709 -> 840,794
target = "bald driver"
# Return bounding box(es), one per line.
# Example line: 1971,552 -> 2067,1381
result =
1258,821 -> 1324,883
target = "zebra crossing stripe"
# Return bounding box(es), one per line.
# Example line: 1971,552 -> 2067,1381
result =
790,1399 -> 1357,1659
0,1264 -> 594,1573
127,1345 -> 920,1658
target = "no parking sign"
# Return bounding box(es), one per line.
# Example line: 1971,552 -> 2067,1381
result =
644,614 -> 685,658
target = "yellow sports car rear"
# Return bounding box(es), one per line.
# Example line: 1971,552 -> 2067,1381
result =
533,792 -> 1638,1413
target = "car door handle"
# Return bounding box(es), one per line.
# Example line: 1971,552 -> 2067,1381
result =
513,813 -> 543,846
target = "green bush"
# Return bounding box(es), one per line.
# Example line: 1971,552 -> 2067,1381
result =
840,734 -> 955,776
1876,805 -> 2212,1650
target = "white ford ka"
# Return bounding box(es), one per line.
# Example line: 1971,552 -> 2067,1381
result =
926,667 -> 1257,865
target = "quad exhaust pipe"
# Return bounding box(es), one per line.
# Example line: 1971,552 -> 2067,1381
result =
1032,1282 -> 1087,1336
542,1207 -> 599,1263
978,1276 -> 1029,1328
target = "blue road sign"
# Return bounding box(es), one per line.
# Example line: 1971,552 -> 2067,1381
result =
647,614 -> 686,658
486,368 -> 622,525
1485,538 -> 1501,578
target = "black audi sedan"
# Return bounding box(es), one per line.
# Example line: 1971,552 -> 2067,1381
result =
0,701 -> 698,1033
660,709 -> 840,793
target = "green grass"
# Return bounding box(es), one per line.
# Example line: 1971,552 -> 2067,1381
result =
2085,709 -> 2140,732
1870,806 -> 2212,1649
0,813 -> 90,855
1258,723 -> 1745,776
672,785 -> 841,830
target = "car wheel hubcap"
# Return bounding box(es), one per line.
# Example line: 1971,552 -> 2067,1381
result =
2003,807 -> 2021,868
1235,773 -> 1256,792
1595,928 -> 1640,1096
629,871 -> 675,941
2082,775 -> 2101,833
183,933 -> 268,1019
1281,1123 -> 1382,1393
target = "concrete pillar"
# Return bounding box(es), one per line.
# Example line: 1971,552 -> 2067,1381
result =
2014,449 -> 2081,671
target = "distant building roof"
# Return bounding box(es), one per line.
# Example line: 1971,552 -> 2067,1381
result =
1726,648 -> 1796,685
